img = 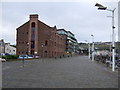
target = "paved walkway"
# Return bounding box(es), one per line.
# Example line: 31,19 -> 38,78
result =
2,56 -> 118,88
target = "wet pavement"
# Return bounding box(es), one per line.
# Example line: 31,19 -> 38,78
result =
2,56 -> 118,88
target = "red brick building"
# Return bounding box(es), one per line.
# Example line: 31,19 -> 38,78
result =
16,14 -> 66,58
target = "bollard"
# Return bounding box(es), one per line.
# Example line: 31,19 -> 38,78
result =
22,57 -> 25,67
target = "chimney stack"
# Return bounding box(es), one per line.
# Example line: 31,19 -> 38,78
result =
29,14 -> 38,20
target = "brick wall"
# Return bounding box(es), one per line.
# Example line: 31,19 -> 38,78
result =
16,14 -> 66,58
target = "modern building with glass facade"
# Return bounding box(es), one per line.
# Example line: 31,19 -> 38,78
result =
57,29 -> 79,56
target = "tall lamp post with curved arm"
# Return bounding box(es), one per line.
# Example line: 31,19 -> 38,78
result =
91,35 -> 94,61
95,3 -> 116,72
41,44 -> 44,58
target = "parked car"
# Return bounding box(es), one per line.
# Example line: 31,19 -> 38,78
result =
18,55 -> 27,59
5,53 -> 10,56
108,60 -> 119,68
34,55 -> 39,58
27,55 -> 34,59
0,53 -> 5,56
18,55 -> 33,59
116,59 -> 120,67
0,58 -> 6,62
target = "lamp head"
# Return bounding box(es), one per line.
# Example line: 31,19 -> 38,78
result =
95,3 -> 107,10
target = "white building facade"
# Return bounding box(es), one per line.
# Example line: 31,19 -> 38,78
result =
5,43 -> 16,55
0,39 -> 16,55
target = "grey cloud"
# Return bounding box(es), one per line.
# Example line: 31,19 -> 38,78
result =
1,2 -> 118,44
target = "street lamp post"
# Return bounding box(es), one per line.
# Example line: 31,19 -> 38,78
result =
95,3 -> 116,72
0,41 -> 2,59
34,51 -> 37,58
41,44 -> 44,58
85,40 -> 91,59
27,43 -> 29,55
91,35 -> 94,61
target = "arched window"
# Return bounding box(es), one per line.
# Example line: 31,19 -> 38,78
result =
45,51 -> 47,53
45,40 -> 48,46
31,22 -> 35,27
30,22 -> 35,54
44,51 -> 47,57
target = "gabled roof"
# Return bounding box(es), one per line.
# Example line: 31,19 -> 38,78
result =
16,21 -> 29,30
38,20 -> 53,29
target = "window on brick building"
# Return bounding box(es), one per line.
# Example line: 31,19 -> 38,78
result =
31,41 -> 35,48
44,51 -> 47,57
31,22 -> 35,27
45,51 -> 47,53
55,42 -> 56,46
45,40 -> 48,46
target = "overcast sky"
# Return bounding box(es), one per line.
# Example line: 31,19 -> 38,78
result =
0,0 -> 119,45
